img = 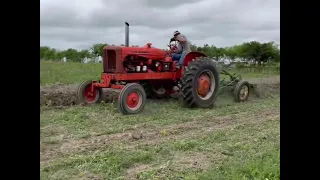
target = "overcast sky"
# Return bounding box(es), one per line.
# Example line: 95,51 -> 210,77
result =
40,0 -> 280,50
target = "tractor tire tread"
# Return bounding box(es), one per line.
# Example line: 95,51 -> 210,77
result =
77,80 -> 102,105
118,83 -> 147,114
180,58 -> 220,108
234,80 -> 250,102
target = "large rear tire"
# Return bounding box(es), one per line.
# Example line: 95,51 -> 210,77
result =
117,83 -> 147,114
180,58 -> 220,108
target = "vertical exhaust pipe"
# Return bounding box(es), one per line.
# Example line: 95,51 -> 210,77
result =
125,22 -> 129,47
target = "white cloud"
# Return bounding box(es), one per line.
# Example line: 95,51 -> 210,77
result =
40,0 -> 280,50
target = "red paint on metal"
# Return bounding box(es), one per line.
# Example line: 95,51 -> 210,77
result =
165,56 -> 172,62
197,74 -> 210,97
110,84 -> 124,89
92,72 -> 180,89
182,52 -> 207,67
84,85 -> 96,102
127,92 -> 139,108
97,43 -> 208,92
102,44 -> 206,73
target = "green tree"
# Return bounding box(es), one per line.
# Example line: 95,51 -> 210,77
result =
190,43 -> 198,51
40,46 -> 50,60
40,41 -> 280,64
211,46 -> 226,61
242,41 -> 279,65
64,48 -> 80,62
40,46 -> 58,61
56,50 -> 66,61
224,46 -> 237,60
78,49 -> 91,59
90,43 -> 108,57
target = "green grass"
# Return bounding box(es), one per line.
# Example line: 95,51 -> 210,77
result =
40,61 -> 280,179
40,96 -> 278,139
40,61 -> 102,85
40,61 -> 279,85
40,95 -> 280,180
137,118 -> 280,180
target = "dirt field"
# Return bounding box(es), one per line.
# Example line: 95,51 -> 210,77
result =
40,76 -> 280,107
40,75 -> 280,180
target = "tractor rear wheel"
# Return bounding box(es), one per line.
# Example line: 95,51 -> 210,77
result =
77,80 -> 102,104
180,58 -> 220,108
234,80 -> 250,102
118,83 -> 147,114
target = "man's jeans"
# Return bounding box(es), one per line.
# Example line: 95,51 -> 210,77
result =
170,51 -> 188,65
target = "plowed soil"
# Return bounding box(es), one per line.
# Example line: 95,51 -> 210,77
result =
40,85 -> 120,106
40,76 -> 280,107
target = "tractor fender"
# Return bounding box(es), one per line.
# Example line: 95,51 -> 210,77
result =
182,51 -> 207,67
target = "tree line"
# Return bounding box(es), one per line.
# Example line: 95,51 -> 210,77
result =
40,41 -> 280,65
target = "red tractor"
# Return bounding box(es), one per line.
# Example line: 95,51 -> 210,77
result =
77,22 -> 221,114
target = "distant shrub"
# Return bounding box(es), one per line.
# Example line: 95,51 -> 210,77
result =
236,63 -> 245,69
275,62 -> 280,72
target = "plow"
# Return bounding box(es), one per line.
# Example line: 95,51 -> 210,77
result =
219,70 -> 258,102
77,22 -> 258,114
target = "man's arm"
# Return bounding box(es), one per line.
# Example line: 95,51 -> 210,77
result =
175,42 -> 182,53
175,35 -> 187,42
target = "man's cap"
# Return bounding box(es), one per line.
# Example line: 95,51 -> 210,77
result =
173,31 -> 180,36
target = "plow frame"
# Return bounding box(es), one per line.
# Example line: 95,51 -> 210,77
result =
218,69 -> 256,95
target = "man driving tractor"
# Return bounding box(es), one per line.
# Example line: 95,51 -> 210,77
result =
170,31 -> 191,68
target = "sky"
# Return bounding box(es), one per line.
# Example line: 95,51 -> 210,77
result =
40,0 -> 280,50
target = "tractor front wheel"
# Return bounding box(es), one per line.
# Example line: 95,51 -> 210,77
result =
118,83 -> 147,114
234,80 -> 250,102
77,80 -> 102,104
180,58 -> 220,108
